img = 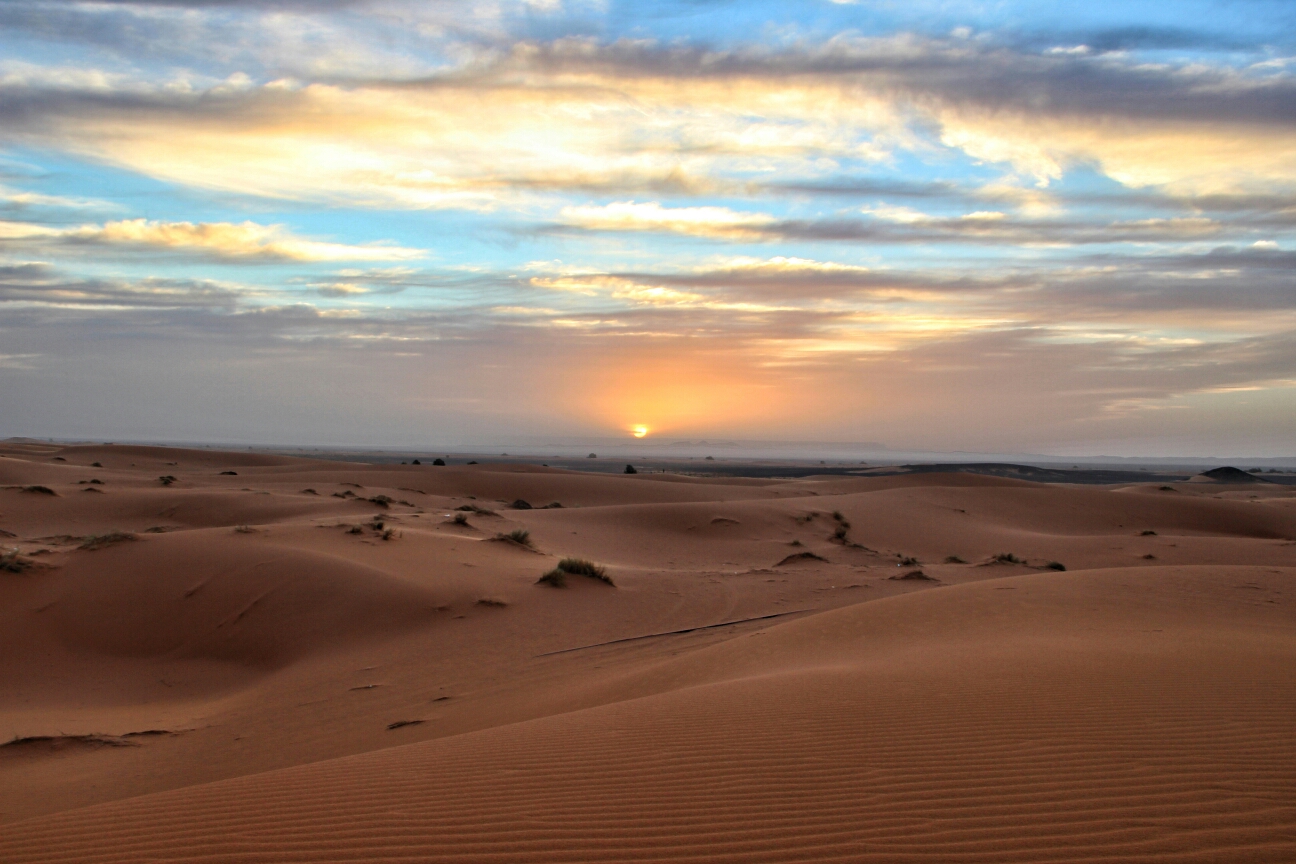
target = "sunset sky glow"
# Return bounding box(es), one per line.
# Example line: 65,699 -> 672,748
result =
2,0 -> 1295,454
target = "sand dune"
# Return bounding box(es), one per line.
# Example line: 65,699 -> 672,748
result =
1,443 -> 1294,861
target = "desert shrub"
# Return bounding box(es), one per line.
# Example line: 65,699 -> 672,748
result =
789,539 -> 803,547
412,459 -> 421,465
91,462 -> 102,468
542,502 -> 564,509
899,556 -> 919,566
944,555 -> 966,564
499,529 -> 531,546
538,558 -> 613,587
536,569 -> 566,587
455,504 -> 498,516
467,461 -> 478,465
832,525 -> 848,541
994,552 -> 1022,564
158,475 -> 177,486
452,512 -> 469,526
219,471 -> 237,476
1,548 -> 31,573
1140,529 -> 1156,536
21,485 -> 56,496
347,525 -> 363,535
369,495 -> 392,508
1044,561 -> 1066,571
624,464 -> 637,474
381,529 -> 395,541
78,531 -> 137,551
588,453 -> 597,458
432,458 -> 445,466
511,499 -> 532,510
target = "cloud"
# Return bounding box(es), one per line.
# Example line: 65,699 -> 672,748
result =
559,202 -> 776,238
1,33 -> 1291,210
0,218 -> 424,261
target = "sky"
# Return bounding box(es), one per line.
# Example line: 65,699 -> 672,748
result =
1,0 -> 1295,456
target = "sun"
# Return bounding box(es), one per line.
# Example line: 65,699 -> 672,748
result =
631,425 -> 649,438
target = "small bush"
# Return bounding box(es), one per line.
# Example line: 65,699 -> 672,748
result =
588,453 -> 597,458
455,504 -> 498,516
497,528 -> 531,546
301,488 -> 318,495
381,528 -> 395,541
1143,553 -> 1157,560
542,502 -> 564,509
1044,561 -> 1066,571
899,556 -> 919,566
511,499 -> 532,510
536,568 -> 566,587
1159,485 -> 1175,491
1,548 -> 32,573
158,475 -> 177,486
21,485 -> 56,496
944,555 -> 966,564
219,470 -> 237,476
624,464 -> 637,474
79,531 -> 137,551
538,557 -> 613,587
432,458 -> 445,466
452,512 -> 469,526
994,552 -> 1022,564
369,495 -> 392,508
832,525 -> 848,541
91,462 -> 102,468
347,525 -> 363,535
789,539 -> 803,547
412,459 -> 421,465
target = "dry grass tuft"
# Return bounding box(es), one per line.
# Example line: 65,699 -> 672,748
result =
537,557 -> 613,587
78,531 -> 137,551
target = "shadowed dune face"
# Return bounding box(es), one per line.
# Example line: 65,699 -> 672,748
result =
0,443 -> 1294,860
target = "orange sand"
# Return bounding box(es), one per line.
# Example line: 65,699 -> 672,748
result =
2,442 -> 1294,862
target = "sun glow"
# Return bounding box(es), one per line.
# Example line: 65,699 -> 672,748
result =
632,425 -> 650,438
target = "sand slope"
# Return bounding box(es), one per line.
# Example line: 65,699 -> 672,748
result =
2,443 -> 1294,861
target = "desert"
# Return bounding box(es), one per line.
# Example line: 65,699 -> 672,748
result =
2,439 -> 1294,862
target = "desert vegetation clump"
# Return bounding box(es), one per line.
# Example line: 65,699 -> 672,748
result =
368,495 -> 392,508
994,552 -> 1023,564
455,504 -> 498,516
432,458 -> 445,466
158,475 -> 177,486
21,485 -> 57,496
78,531 -> 137,551
494,529 -> 532,547
624,464 -> 637,474
219,471 -> 237,476
890,570 -> 935,581
347,525 -> 363,535
1044,561 -> 1067,571
944,555 -> 966,564
91,462 -> 102,468
537,557 -> 613,587
1,548 -> 33,573
511,499 -> 532,510
476,597 -> 508,607
451,512 -> 469,526
898,556 -> 919,567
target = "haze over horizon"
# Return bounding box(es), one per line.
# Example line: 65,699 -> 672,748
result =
2,0 -> 1295,456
